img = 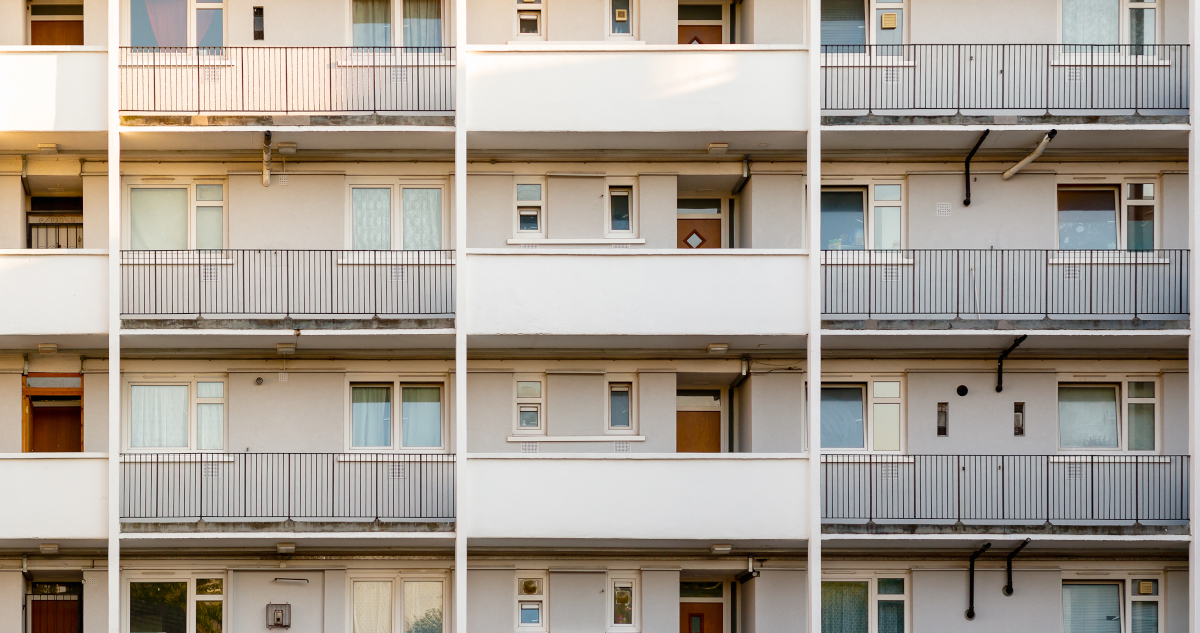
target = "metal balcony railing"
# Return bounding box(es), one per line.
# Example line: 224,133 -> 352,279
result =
120,453 -> 456,521
821,44 -> 1189,114
821,249 -> 1189,319
119,46 -> 456,114
822,454 -> 1189,523
121,249 -> 456,318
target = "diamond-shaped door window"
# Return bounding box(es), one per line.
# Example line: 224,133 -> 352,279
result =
685,231 -> 705,248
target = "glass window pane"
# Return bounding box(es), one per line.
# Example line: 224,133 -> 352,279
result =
611,192 -> 631,231
196,579 -> 223,595
131,0 -> 186,47
1130,8 -> 1155,48
1129,382 -> 1155,398
874,184 -> 902,201
352,386 -> 392,448
196,8 -> 222,48
679,4 -> 722,19
196,403 -> 224,450
1128,403 -> 1155,450
680,582 -> 724,598
821,0 -> 866,46
874,207 -> 902,249
353,0 -> 392,46
403,0 -> 442,46
873,402 -> 901,451
353,188 -> 392,250
1132,601 -> 1158,633
520,602 -> 541,625
1127,205 -> 1155,250
610,388 -> 631,428
197,382 -> 223,398
403,189 -> 443,250
1062,583 -> 1122,633
678,199 -> 722,214
519,408 -> 539,428
613,582 -> 634,625
1058,386 -> 1118,448
131,189 -> 188,250
518,209 -> 540,231
404,581 -> 443,633
821,581 -> 868,633
27,376 -> 81,389
402,387 -> 442,447
519,13 -> 540,33
878,578 -> 904,595
822,387 -> 865,449
517,184 -> 542,201
1058,189 -> 1118,250
676,389 -> 721,408
353,581 -> 392,633
873,381 -> 901,398
878,600 -> 905,633
1062,0 -> 1119,45
517,381 -> 542,398
196,185 -> 223,201
611,0 -> 630,33
129,582 -> 187,633
196,600 -> 222,633
131,385 -> 189,448
1128,183 -> 1154,200
1133,580 -> 1158,596
822,191 -> 865,250
196,206 -> 223,249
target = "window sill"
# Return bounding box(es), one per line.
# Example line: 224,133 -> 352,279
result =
505,238 -> 646,245
506,436 -> 646,442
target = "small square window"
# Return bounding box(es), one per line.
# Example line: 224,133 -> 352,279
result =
1128,183 -> 1155,201
519,405 -> 540,429
519,208 -> 541,232
520,601 -> 542,625
519,11 -> 540,33
517,381 -> 542,398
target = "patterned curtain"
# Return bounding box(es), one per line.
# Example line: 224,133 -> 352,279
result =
353,582 -> 393,633
353,188 -> 393,250
822,582 -> 869,633
402,189 -> 443,250
1062,0 -> 1118,45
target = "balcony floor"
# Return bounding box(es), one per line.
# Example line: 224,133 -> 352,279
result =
823,113 -> 1188,126
822,318 -> 1189,331
824,521 -> 1187,536
122,519 -> 455,534
122,316 -> 455,330
121,114 -> 454,127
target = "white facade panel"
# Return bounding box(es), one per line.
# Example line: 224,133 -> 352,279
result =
0,251 -> 108,335
0,455 -> 108,539
0,49 -> 107,132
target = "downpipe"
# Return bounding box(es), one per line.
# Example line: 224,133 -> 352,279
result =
995,334 -> 1028,393
965,542 -> 992,620
1004,539 -> 1032,596
262,130 -> 273,187
1002,130 -> 1057,180
963,129 -> 990,206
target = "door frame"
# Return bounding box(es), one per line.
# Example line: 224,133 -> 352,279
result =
23,373 -> 85,453
676,387 -> 728,452
679,580 -> 731,633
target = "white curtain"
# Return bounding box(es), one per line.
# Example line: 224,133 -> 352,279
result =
352,386 -> 392,448
1063,584 -> 1122,633
402,387 -> 441,447
195,207 -> 223,249
196,403 -> 223,450
131,385 -> 189,448
402,189 -> 442,250
353,189 -> 393,250
1062,0 -> 1118,45
403,581 -> 443,633
1058,386 -> 1118,448
353,582 -> 393,633
403,0 -> 442,47
131,189 -> 188,250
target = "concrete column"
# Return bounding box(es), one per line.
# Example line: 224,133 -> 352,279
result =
105,0 -> 121,624
805,0 -> 823,627
453,0 -> 469,627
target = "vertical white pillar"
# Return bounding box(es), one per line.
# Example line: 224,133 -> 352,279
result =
106,0 -> 122,627
805,0 -> 823,630
1188,0 -> 1198,630
453,4 -> 469,631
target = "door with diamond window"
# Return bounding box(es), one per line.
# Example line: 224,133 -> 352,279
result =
678,219 -> 722,248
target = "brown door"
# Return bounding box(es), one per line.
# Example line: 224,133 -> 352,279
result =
30,405 -> 83,452
680,603 -> 723,633
31,22 -> 84,45
678,219 -> 722,249
31,597 -> 81,633
678,25 -> 723,44
677,411 -> 721,452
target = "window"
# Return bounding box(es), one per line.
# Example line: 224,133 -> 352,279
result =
352,0 -> 443,46
936,402 -> 948,437
1014,402 -> 1026,436
130,0 -> 226,48
1125,182 -> 1157,250
609,0 -> 632,36
1057,378 -> 1159,452
128,182 -> 226,250
677,198 -> 729,249
514,0 -> 544,39
821,378 -> 903,452
822,575 -> 909,633
29,2 -> 84,46
515,180 -> 546,238
609,187 -> 633,234
516,572 -> 549,631
608,573 -> 639,631
821,0 -> 906,47
253,6 -> 264,39
404,581 -> 444,633
678,4 -> 727,44
515,374 -> 546,435
1062,0 -> 1158,48
351,576 -> 446,633
607,378 -> 637,435
1057,183 -> 1159,251
127,379 -> 226,451
1063,582 -> 1122,633
349,380 -> 445,451
1130,579 -> 1161,633
821,183 -> 904,250
129,576 -> 224,633
349,182 -> 446,250
354,581 -> 392,633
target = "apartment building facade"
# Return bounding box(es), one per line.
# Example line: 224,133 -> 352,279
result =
0,0 -> 1194,631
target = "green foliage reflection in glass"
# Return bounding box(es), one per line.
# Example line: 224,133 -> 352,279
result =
130,582 -> 187,633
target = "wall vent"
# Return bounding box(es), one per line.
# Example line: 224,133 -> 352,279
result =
521,442 -> 538,454
614,441 -> 631,453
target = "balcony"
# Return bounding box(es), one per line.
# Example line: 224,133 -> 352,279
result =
467,455 -> 808,542
120,249 -> 455,331
0,250 -> 107,340
119,452 -> 455,532
118,47 -> 455,126
467,250 -> 808,347
0,454 -> 108,540
821,44 -> 1189,124
0,47 -> 107,132
821,249 -> 1189,328
822,454 -> 1189,535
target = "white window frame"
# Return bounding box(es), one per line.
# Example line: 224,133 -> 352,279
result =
676,196 -> 730,249
820,374 -> 906,454
820,570 -> 912,633
345,178 -> 450,250
126,0 -> 228,48
820,179 -> 907,251
676,1 -> 729,44
514,177 -> 547,239
123,178 -> 229,250
820,0 -> 909,48
1058,0 -> 1161,48
1055,178 -> 1163,252
345,374 -> 450,453
676,388 -> 728,451
123,375 -> 228,452
514,0 -> 546,40
124,572 -> 227,633
345,570 -> 451,633
515,571 -> 550,632
607,571 -> 640,632
605,0 -> 638,39
606,374 -> 638,436
1055,374 -> 1162,454
346,0 -> 449,46
1061,573 -> 1165,633
604,179 -> 638,239
514,373 -> 547,436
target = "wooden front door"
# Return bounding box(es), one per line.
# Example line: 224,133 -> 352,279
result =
678,25 -> 722,44
677,411 -> 721,452
30,405 -> 82,452
31,21 -> 84,45
680,603 -> 723,633
678,218 -> 722,249
30,597 -> 82,633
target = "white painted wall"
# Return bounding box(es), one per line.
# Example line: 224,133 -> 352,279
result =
466,49 -> 808,133
466,455 -> 808,539
742,570 -> 806,633
913,569 -> 1062,631
0,252 -> 107,335
83,570 -> 108,633
0,174 -> 22,249
0,50 -> 106,132
0,572 -> 20,633
467,251 -> 809,336
0,456 -> 107,538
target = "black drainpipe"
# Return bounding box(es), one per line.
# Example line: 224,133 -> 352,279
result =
963,129 -> 990,206
995,334 -> 1028,393
1003,538 -> 1032,596
965,543 -> 992,620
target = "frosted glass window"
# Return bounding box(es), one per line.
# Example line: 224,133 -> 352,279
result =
1063,583 -> 1121,633
822,191 -> 865,250
402,189 -> 442,250
874,207 -> 902,249
197,382 -> 223,398
402,387 -> 442,447
822,581 -> 868,633
131,189 -> 188,250
1058,385 -> 1118,449
874,184 -> 902,201
822,387 -> 865,449
196,207 -> 223,249
196,403 -> 223,450
1063,0 -> 1119,45
130,385 -> 189,448
353,188 -> 392,250
517,184 -> 542,201
873,381 -> 901,398
353,0 -> 392,46
353,581 -> 392,633
1128,403 -> 1155,450
196,185 -> 223,201
352,385 -> 392,448
517,381 -> 542,398
873,403 -> 901,451
403,581 -> 443,633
